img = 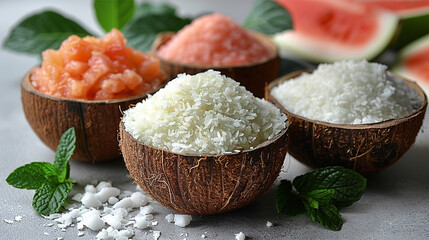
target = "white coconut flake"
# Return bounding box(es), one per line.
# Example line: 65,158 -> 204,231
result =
153,230 -> 161,240
77,231 -> 84,237
123,70 -> 287,155
131,192 -> 148,207
81,192 -> 102,208
235,232 -> 246,240
174,214 -> 192,227
4,219 -> 14,224
266,221 -> 273,227
165,213 -> 174,223
14,216 -> 22,222
271,60 -> 422,124
108,197 -> 119,205
140,205 -> 154,215
96,187 -> 120,203
82,210 -> 105,231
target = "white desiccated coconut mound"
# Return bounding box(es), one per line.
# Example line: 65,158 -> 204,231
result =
235,231 -> 246,240
123,70 -> 287,154
271,60 -> 422,124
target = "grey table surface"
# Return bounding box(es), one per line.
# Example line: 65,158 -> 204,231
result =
1,1 -> 428,239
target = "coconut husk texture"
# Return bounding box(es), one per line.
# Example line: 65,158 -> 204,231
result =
152,32 -> 280,98
266,71 -> 428,175
21,71 -> 149,163
119,122 -> 288,215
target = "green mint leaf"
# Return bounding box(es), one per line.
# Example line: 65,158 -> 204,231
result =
304,201 -> 343,231
6,162 -> 58,190
3,10 -> 93,55
275,180 -> 306,216
54,127 -> 76,182
32,181 -> 73,216
243,0 -> 292,35
293,166 -> 367,208
301,189 -> 335,207
134,2 -> 176,18
123,13 -> 192,52
94,0 -> 135,32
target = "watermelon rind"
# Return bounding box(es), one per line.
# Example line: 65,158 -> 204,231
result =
392,33 -> 429,94
272,9 -> 399,63
393,11 -> 429,49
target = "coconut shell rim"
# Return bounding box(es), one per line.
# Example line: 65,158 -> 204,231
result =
152,31 -> 279,70
22,67 -> 166,104
266,70 -> 428,130
120,120 -> 289,158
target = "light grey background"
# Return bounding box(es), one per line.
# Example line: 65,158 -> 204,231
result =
1,1 -> 428,239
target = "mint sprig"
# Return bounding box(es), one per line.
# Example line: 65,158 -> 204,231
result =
276,166 -> 367,231
3,11 -> 93,55
94,0 -> 135,32
243,0 -> 292,35
6,127 -> 76,215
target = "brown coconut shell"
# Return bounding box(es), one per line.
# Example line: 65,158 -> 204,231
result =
152,32 -> 280,98
21,70 -> 160,163
119,121 -> 288,215
266,70 -> 428,175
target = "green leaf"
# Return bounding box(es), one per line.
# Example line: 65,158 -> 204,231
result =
243,0 -> 292,35
134,2 -> 176,18
32,181 -> 73,216
94,0 -> 135,32
123,13 -> 192,52
302,189 -> 335,208
6,162 -> 58,190
54,127 -> 76,182
275,180 -> 306,216
304,201 -> 343,231
293,166 -> 367,208
3,10 -> 93,55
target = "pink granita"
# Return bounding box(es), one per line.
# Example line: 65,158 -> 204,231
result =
157,13 -> 273,66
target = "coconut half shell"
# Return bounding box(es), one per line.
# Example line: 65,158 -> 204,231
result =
152,32 -> 280,98
119,121 -> 288,215
21,70 -> 159,163
266,70 -> 428,175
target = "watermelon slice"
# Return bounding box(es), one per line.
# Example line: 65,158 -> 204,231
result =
273,0 -> 399,62
393,33 -> 429,94
360,0 -> 429,48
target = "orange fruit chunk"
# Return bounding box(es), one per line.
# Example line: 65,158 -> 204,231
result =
31,29 -> 164,100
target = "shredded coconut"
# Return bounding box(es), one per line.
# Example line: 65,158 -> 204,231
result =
123,70 -> 287,154
271,60 -> 422,124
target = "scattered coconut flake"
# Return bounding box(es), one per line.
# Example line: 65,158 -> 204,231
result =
82,210 -> 105,231
201,234 -> 206,238
85,185 -> 97,193
153,230 -> 161,240
96,181 -> 112,192
102,214 -> 122,230
77,231 -> 84,237
72,193 -> 84,202
165,213 -> 174,223
266,221 -> 273,227
134,216 -> 151,230
113,197 -> 134,209
119,191 -> 133,199
131,192 -> 149,207
44,232 -> 49,236
174,214 -> 192,227
45,223 -> 54,227
81,192 -> 102,208
108,197 -> 119,205
140,205 -> 154,215
96,187 -> 120,203
57,237 -> 64,240
14,216 -> 22,222
123,70 -> 287,155
4,219 -> 14,224
235,232 -> 245,240
152,221 -> 158,226
271,60 -> 422,124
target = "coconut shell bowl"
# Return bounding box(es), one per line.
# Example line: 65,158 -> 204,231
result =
266,71 -> 427,175
152,32 -> 280,98
21,70 -> 163,163
119,121 -> 288,215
